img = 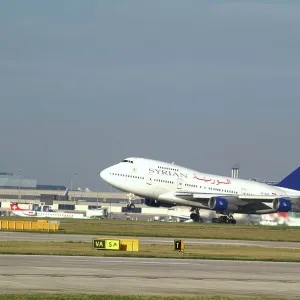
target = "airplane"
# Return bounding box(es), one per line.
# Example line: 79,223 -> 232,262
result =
9,203 -> 87,219
99,157 -> 300,224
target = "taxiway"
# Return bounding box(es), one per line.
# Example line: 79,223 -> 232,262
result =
0,255 -> 299,297
0,231 -> 300,249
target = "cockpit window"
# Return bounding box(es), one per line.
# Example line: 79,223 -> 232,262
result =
122,159 -> 133,163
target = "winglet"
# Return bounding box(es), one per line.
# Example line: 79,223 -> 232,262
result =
275,167 -> 300,191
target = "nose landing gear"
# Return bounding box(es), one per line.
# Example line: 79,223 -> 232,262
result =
126,203 -> 135,210
126,193 -> 135,210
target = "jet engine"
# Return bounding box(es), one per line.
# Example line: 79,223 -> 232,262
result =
208,196 -> 239,213
273,198 -> 292,212
273,197 -> 300,212
144,199 -> 174,208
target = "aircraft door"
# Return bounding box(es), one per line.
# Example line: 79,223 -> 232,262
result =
146,175 -> 153,185
241,188 -> 246,195
177,178 -> 183,189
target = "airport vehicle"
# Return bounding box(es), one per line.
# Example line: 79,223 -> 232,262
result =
100,157 -> 300,224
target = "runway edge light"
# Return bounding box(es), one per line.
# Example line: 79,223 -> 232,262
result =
174,239 -> 184,253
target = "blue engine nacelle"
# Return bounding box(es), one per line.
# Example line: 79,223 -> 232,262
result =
208,197 -> 228,211
273,198 -> 292,212
208,196 -> 239,212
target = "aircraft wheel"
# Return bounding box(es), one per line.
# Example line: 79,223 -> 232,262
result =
212,218 -> 220,223
190,213 -> 200,222
220,216 -> 228,223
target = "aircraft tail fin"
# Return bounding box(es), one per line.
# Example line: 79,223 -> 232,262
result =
10,203 -> 24,211
63,187 -> 69,197
274,167 -> 300,191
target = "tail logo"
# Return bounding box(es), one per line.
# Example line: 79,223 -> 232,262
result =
10,203 -> 21,211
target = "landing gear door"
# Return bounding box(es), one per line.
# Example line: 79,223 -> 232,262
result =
177,178 -> 183,189
146,175 -> 153,185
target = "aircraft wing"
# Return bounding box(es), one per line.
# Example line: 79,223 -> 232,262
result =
170,191 -> 282,213
157,190 -> 297,214
174,191 -> 278,202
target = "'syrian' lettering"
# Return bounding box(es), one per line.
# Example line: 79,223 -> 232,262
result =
149,168 -> 155,174
148,168 -> 188,178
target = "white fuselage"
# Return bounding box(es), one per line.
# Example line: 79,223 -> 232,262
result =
100,158 -> 300,209
11,210 -> 86,219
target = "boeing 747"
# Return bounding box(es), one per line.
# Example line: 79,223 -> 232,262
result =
99,157 -> 300,224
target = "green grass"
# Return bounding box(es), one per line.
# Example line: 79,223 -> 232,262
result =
0,295 -> 290,300
1,217 -> 300,242
1,241 -> 300,262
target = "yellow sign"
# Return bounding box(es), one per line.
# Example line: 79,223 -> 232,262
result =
174,239 -> 184,252
93,239 -> 105,249
92,239 -> 120,250
105,239 -> 120,250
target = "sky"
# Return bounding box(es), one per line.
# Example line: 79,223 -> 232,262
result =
1,0 -> 300,191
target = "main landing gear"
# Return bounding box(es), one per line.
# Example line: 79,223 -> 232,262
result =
190,208 -> 203,223
212,214 -> 236,224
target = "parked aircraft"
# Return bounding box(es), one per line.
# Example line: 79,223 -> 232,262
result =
100,157 -> 300,224
10,203 -> 86,219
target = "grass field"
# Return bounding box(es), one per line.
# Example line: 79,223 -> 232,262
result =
0,295 -> 288,300
1,217 -> 300,242
0,241 -> 300,262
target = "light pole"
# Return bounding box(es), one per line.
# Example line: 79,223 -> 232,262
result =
70,172 -> 78,203
70,172 -> 78,191
18,169 -> 22,200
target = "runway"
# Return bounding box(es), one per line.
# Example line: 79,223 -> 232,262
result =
0,231 -> 300,249
0,255 -> 299,297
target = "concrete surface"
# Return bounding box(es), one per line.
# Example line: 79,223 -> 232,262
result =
0,231 -> 300,248
0,255 -> 299,297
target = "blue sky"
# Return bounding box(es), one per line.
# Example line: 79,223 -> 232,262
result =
1,0 -> 300,190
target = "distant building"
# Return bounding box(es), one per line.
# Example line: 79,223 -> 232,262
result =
0,172 -> 36,189
0,172 -> 66,190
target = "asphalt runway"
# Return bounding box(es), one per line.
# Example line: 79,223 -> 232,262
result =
0,231 -> 300,249
0,255 -> 299,297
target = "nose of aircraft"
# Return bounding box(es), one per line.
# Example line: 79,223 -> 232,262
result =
99,168 -> 108,181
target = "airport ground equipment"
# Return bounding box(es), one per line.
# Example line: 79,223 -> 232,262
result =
92,238 -> 139,251
174,239 -> 184,253
0,219 -> 59,232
